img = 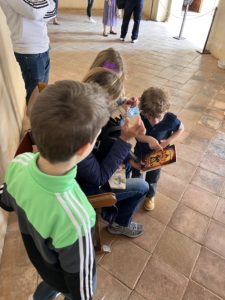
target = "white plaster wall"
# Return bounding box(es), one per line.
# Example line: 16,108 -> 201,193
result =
207,0 -> 225,60
0,8 -> 25,263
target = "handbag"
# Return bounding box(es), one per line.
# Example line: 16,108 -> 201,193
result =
116,0 -> 125,9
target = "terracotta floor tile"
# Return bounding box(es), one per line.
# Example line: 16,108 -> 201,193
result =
158,172 -> 187,201
164,158 -> 197,183
154,227 -> 201,277
176,143 -> 203,166
213,198 -> 225,225
132,212 -> 165,252
169,205 -> 209,243
93,267 -> 131,300
198,114 -> 222,130
192,248 -> 225,299
200,153 -> 225,177
207,132 -> 225,160
128,291 -> 147,300
0,266 -> 38,300
99,240 -> 149,289
136,256 -> 188,300
147,192 -> 177,225
6,212 -> 19,232
191,167 -> 224,195
181,184 -> 219,217
0,231 -> 31,270
204,220 -> 225,258
183,280 -> 223,300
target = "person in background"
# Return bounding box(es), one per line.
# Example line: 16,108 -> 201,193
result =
120,0 -> 144,43
102,0 -> 117,37
87,0 -> 96,23
53,0 -> 60,25
0,0 -> 56,104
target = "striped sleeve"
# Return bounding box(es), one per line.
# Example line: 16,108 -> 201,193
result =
7,0 -> 56,20
0,184 -> 14,212
55,192 -> 95,300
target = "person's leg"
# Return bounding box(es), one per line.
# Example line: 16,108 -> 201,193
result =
113,178 -> 148,226
14,50 -> 50,104
33,281 -> 59,300
144,169 -> 161,210
87,0 -> 95,21
120,1 -> 134,39
131,0 -> 144,41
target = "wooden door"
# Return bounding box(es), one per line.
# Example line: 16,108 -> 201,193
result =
189,0 -> 203,12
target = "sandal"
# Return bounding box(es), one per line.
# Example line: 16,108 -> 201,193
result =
103,32 -> 108,37
110,31 -> 117,35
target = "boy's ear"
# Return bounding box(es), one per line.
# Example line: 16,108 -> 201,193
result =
76,143 -> 92,157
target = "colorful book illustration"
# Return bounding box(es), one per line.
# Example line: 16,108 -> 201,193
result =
141,145 -> 176,172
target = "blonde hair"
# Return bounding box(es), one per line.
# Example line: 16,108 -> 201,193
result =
90,48 -> 125,79
140,87 -> 170,117
83,67 -> 123,101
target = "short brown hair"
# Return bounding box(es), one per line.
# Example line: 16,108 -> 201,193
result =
140,87 -> 170,117
83,67 -> 123,101
31,80 -> 110,163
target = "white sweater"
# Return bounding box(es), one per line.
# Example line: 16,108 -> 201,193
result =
0,0 -> 56,54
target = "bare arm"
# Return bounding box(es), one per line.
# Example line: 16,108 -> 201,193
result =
136,134 -> 163,151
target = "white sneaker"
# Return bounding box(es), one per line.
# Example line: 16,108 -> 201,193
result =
119,37 -> 125,41
131,39 -> 138,43
88,17 -> 96,23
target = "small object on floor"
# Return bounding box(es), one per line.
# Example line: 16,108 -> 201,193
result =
131,39 -> 138,43
119,37 -> 125,41
144,197 -> 155,211
110,31 -> 117,35
103,32 -> 108,37
88,17 -> 96,23
108,222 -> 144,238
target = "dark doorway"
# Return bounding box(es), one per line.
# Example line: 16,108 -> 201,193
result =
189,0 -> 203,12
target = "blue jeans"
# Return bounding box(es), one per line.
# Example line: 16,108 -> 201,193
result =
120,0 -> 144,40
33,274 -> 97,300
132,168 -> 161,198
112,178 -> 148,227
14,50 -> 50,103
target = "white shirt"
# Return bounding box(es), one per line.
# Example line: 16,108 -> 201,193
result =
0,0 -> 56,54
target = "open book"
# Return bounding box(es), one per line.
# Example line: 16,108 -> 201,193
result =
141,145 -> 176,172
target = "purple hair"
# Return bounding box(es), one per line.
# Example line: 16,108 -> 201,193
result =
102,61 -> 116,71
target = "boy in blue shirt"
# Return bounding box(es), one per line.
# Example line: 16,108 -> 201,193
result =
132,87 -> 184,211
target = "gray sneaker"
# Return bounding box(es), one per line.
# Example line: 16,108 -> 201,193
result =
108,222 -> 143,238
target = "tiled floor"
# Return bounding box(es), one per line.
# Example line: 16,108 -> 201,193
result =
1,9 -> 225,300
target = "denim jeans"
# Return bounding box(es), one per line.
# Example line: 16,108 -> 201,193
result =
33,274 -> 97,300
120,0 -> 144,40
112,178 -> 149,227
87,0 -> 94,17
132,168 -> 161,198
14,50 -> 50,103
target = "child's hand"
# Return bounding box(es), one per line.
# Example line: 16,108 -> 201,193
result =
129,159 -> 143,170
146,136 -> 163,151
120,116 -> 146,142
122,97 -> 139,112
160,139 -> 170,149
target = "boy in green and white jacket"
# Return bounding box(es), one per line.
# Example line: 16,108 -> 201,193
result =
0,80 -> 110,300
